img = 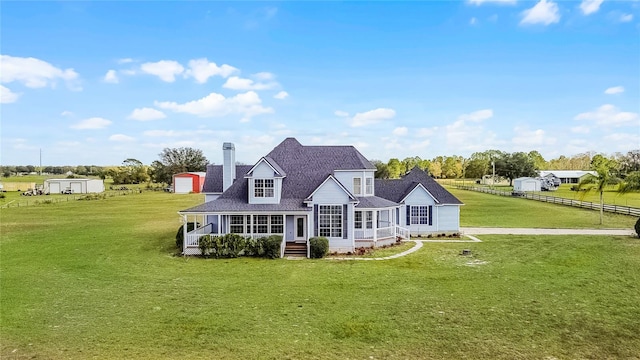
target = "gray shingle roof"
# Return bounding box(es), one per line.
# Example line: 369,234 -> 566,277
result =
375,167 -> 463,205
182,198 -> 310,213
355,196 -> 399,209
201,164 -> 253,193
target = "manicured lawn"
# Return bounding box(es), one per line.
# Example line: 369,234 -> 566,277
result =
1,191 -> 639,359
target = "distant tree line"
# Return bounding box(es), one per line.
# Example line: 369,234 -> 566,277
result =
372,150 -> 640,185
3,148 -> 638,187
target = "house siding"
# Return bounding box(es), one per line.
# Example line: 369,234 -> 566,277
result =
437,205 -> 460,232
403,186 -> 438,235
334,170 -> 375,197
309,179 -> 355,252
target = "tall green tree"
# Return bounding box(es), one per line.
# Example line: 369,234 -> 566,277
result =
578,162 -> 620,225
152,147 -> 208,184
494,152 -> 537,186
371,160 -> 390,179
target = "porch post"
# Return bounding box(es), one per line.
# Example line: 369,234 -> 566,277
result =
182,214 -> 188,254
372,210 -> 378,243
250,215 -> 254,239
217,214 -> 221,234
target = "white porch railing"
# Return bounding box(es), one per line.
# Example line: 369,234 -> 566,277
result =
185,224 -> 213,247
354,229 -> 375,240
376,226 -> 394,239
395,225 -> 410,239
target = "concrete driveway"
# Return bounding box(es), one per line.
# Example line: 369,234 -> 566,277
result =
461,227 -> 637,236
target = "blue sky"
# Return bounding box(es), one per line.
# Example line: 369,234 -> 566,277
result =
1,0 -> 638,166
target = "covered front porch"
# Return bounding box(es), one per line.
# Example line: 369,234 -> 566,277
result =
180,212 -> 310,256
353,206 -> 410,248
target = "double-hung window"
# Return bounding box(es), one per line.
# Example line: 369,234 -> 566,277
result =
365,178 -> 373,195
319,205 -> 342,237
410,206 -> 429,225
355,211 -> 374,230
254,179 -> 274,198
353,177 -> 362,196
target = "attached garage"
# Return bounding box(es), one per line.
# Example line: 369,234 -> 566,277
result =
44,179 -> 105,194
172,172 -> 206,194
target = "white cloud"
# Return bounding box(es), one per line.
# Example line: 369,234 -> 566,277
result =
0,55 -> 80,89
470,17 -> 478,25
580,0 -> 603,15
334,110 -> 350,117
60,110 -> 74,117
0,85 -> 19,103
520,0 -> 560,25
511,126 -> 556,148
109,134 -> 135,142
468,0 -> 516,5
103,70 -> 119,84
574,104 -> 638,127
155,91 -> 273,121
458,109 -> 493,122
274,91 -> 289,100
620,13 -> 633,22
349,108 -> 396,127
117,58 -> 134,64
392,127 -> 408,136
71,117 -> 112,130
604,86 -> 624,94
128,107 -> 167,121
143,129 -> 217,137
140,60 -> 184,82
603,133 -> 640,151
254,72 -> 275,81
571,125 -> 591,134
409,139 -> 431,150
184,58 -> 238,83
222,76 -> 277,91
416,128 -> 436,137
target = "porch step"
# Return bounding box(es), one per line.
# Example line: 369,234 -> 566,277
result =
284,242 -> 307,257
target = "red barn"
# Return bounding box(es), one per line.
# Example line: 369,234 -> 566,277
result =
172,172 -> 206,194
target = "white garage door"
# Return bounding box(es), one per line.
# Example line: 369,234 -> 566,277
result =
70,182 -> 83,194
174,177 -> 193,194
50,182 -> 60,193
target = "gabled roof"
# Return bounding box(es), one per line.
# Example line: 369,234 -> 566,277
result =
201,164 -> 253,193
245,156 -> 287,178
304,175 -> 358,203
375,167 -> 463,205
191,138 -> 377,211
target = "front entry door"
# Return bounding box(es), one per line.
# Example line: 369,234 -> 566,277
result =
294,216 -> 306,241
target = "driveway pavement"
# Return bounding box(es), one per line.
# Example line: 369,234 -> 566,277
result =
461,227 -> 636,236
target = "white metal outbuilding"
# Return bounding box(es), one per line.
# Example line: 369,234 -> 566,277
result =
513,177 -> 541,192
44,179 -> 105,194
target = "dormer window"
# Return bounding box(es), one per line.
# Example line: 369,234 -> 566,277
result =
254,179 -> 274,197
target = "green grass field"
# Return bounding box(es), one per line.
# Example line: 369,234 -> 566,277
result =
442,179 -> 640,208
1,191 -> 639,359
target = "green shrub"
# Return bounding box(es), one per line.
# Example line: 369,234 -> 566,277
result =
220,233 -> 246,258
635,218 -> 640,239
309,237 -> 329,258
245,237 -> 264,257
262,235 -> 282,259
175,222 -> 199,249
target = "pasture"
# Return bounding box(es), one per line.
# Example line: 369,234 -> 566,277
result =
1,189 -> 639,359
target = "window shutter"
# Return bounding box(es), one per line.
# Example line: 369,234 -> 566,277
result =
314,204 -> 318,237
406,205 -> 411,226
343,204 -> 348,239
428,206 -> 433,226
